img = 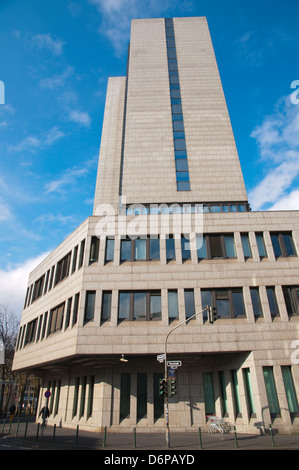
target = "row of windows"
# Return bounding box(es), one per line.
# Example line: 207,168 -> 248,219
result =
16,292 -> 80,350
16,284 -> 299,351
165,18 -> 190,191
23,239 -> 86,309
125,202 -> 250,215
96,231 -> 297,265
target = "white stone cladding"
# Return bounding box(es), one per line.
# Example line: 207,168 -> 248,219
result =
12,17 -> 299,434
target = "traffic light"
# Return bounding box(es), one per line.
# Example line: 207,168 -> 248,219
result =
159,378 -> 167,398
208,305 -> 218,324
167,378 -> 177,397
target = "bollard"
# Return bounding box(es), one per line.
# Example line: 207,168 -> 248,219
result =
198,427 -> 202,449
36,423 -> 40,440
234,425 -> 238,448
103,426 -> 107,448
133,427 -> 136,448
76,424 -> 79,445
269,424 -> 275,447
24,420 -> 28,438
53,423 -> 56,442
16,420 -> 20,437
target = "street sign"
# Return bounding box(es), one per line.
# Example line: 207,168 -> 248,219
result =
157,354 -> 165,363
169,368 -> 175,377
45,391 -> 51,398
167,360 -> 182,368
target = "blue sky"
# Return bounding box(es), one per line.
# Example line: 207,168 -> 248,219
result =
0,0 -> 299,315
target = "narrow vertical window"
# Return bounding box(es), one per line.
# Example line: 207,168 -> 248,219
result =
89,236 -> 99,264
78,239 -> 85,268
105,238 -> 114,262
73,377 -> 80,418
231,370 -> 241,417
263,367 -> 280,418
243,368 -> 255,417
84,291 -> 96,323
266,287 -> 279,317
87,376 -> 95,419
203,372 -> 215,416
181,236 -> 191,260
184,289 -> 195,318
256,233 -> 266,258
250,287 -> 263,318
281,366 -> 299,417
137,373 -> 147,421
120,373 -> 131,421
168,290 -> 178,321
241,233 -> 252,259
166,236 -> 175,261
79,376 -> 87,418
101,291 -> 112,322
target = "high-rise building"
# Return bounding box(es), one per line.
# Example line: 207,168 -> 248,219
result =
13,17 -> 299,434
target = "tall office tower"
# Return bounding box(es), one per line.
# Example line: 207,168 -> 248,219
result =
13,18 -> 299,435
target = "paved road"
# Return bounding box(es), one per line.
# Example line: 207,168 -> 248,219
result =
1,419 -> 299,452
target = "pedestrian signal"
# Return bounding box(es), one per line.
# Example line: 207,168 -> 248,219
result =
208,305 -> 218,324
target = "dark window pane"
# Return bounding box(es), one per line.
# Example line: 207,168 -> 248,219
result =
102,291 -> 112,322
224,235 -> 236,258
135,238 -> 146,260
177,181 -> 190,191
105,238 -> 114,261
184,289 -> 195,318
232,290 -> 245,316
175,159 -> 188,172
176,171 -> 189,182
271,234 -> 282,257
150,292 -> 161,319
210,235 -> 222,258
181,236 -> 191,259
166,237 -> 175,260
197,235 -> 207,259
256,234 -> 266,258
172,104 -> 182,114
167,49 -> 177,58
241,234 -> 252,258
283,234 -> 296,256
216,290 -> 230,317
120,374 -> 131,420
173,130 -> 185,139
84,291 -> 95,323
172,113 -> 183,121
134,292 -> 147,319
119,292 -> 130,320
173,120 -> 184,131
266,287 -> 278,316
168,62 -> 178,71
174,150 -> 187,159
282,287 -> 294,315
250,288 -> 263,317
170,75 -> 180,84
168,290 -> 178,319
174,138 -> 186,150
150,238 -> 160,259
121,240 -> 131,261
171,89 -> 181,99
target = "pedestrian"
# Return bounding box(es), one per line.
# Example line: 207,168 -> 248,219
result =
39,405 -> 50,428
9,403 -> 16,422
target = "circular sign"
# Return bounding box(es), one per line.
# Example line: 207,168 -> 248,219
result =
45,391 -> 51,398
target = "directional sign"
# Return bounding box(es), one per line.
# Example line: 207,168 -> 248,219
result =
167,360 -> 182,368
169,368 -> 175,377
157,354 -> 165,363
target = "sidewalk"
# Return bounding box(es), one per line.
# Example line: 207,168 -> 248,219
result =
1,419 -> 299,450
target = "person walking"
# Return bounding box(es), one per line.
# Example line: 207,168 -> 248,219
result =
39,405 -> 50,428
9,403 -> 16,422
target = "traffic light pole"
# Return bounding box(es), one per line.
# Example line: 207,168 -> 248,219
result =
163,305 -> 209,447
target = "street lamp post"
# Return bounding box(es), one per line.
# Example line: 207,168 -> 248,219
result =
163,305 -> 209,447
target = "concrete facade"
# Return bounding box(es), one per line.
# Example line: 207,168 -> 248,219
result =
12,17 -> 299,435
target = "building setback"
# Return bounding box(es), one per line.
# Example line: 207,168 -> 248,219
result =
13,17 -> 299,434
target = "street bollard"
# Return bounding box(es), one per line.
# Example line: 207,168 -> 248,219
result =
76,424 -> 79,445
24,420 -> 28,437
16,420 -> 20,436
198,427 -> 202,449
269,424 -> 275,447
103,426 -> 107,448
53,423 -> 56,442
36,423 -> 40,440
234,425 -> 238,448
133,427 -> 136,448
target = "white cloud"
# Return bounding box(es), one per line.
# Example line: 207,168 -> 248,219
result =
0,252 -> 50,317
32,33 -> 65,56
44,165 -> 90,194
39,66 -> 74,89
7,126 -> 64,152
248,95 -> 299,211
69,110 -> 91,127
0,202 -> 13,221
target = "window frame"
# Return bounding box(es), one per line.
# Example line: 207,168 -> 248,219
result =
270,232 -> 297,258
201,288 -> 246,319
197,234 -> 236,260
118,290 -> 162,322
120,236 -> 160,262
